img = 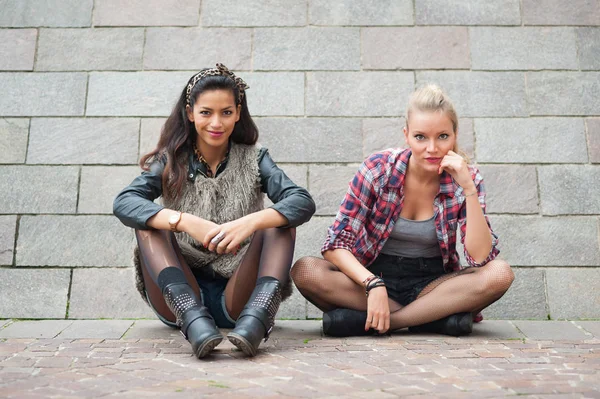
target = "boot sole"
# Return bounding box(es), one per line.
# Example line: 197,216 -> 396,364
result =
227,332 -> 257,357
196,335 -> 223,359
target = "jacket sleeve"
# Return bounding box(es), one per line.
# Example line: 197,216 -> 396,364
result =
113,159 -> 166,230
258,149 -> 316,227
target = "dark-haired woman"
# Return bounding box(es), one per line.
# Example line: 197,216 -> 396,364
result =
114,64 -> 315,358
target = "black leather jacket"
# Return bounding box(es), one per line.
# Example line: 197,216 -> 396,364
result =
113,147 -> 316,230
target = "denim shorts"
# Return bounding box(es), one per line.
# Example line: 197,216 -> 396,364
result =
368,254 -> 447,306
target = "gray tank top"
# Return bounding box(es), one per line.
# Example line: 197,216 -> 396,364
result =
380,215 -> 442,258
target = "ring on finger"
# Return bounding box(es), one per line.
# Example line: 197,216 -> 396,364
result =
211,231 -> 226,244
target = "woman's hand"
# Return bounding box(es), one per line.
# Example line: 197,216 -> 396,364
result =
203,215 -> 257,254
178,214 -> 218,245
439,150 -> 475,192
365,286 -> 390,334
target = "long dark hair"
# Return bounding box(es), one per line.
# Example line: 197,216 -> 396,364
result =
140,72 -> 259,201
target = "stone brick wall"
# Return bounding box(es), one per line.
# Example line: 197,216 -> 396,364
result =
1,0 -> 599,320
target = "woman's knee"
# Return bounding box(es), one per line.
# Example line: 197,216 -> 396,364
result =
290,256 -> 323,290
481,259 -> 514,296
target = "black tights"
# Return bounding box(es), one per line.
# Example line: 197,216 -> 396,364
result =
136,228 -> 295,323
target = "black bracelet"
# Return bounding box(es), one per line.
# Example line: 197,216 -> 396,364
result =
365,277 -> 385,296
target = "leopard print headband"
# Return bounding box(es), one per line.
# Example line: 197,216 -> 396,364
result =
185,63 -> 249,105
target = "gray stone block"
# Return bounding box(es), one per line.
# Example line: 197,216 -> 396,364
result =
254,27 -> 360,71
0,0 -> 92,27
470,321 -> 525,339
307,302 -> 322,319
58,320 -> 134,338
36,28 -> 144,71
144,28 -> 251,70
256,118 -> 362,162
309,164 -> 359,216
87,72 -> 190,117
0,118 -> 29,163
546,268 -> 600,320
0,215 -> 17,265
523,0 -> 600,25
68,268 -> 155,319
16,215 -> 135,267
363,27 -> 470,70
416,0 -> 521,25
576,321 -> 600,338
244,73 -> 304,116
278,289 -> 307,320
0,320 -> 73,338
0,73 -> 86,116
527,72 -> 600,116
578,28 -> 600,70
477,165 -> 538,214
140,118 -> 166,158
513,321 -> 589,340
416,72 -> 527,117
201,0 -> 306,27
79,166 -> 141,214
587,118 -> 600,163
476,118 -> 588,163
471,28 -> 578,70
0,166 -> 78,213
491,216 -> 600,266
0,268 -> 69,318
307,72 -> 414,117
0,29 -> 36,70
294,217 -> 332,263
94,0 -> 200,26
539,165 -> 600,215
28,118 -> 139,164
310,0 -> 413,25
0,320 -> 10,328
362,118 -> 404,158
458,118 -> 474,161
484,268 -> 548,320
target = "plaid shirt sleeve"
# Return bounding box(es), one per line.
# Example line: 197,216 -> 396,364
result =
458,167 -> 500,267
321,157 -> 379,255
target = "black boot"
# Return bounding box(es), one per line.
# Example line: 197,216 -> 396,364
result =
322,308 -> 376,337
227,277 -> 282,357
408,312 -> 473,337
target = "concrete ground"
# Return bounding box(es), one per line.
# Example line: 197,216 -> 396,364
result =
0,319 -> 599,398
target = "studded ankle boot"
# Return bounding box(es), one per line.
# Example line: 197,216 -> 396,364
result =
227,277 -> 282,357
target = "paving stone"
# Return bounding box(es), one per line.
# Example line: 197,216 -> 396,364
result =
121,320 -> 180,340
0,29 -> 36,70
36,28 -> 143,71
78,166 -> 141,214
362,118 -> 404,158
16,215 -> 135,267
475,118 -> 588,163
578,28 -> 600,70
256,118 -> 362,162
0,320 -> 10,329
0,118 -> 28,164
491,216 -> 600,266
527,72 -> 600,116
27,118 -> 139,164
144,28 -> 251,70
93,0 -> 200,26
0,268 -> 69,318
476,165 -> 538,214
363,27 -> 469,70
513,321 -> 589,340
201,0 -> 306,27
0,73 -> 87,116
0,0 -> 92,27
484,269 -> 548,320
416,0 -> 521,25
310,0 -> 412,25
587,118 -> 600,163
139,118 -> 166,158
523,0 -> 600,25
469,321 -> 525,339
278,289 -> 307,320
274,320 -> 322,338
416,72 -> 527,117
293,217 -> 332,263
0,321 -> 73,339
307,72 -> 414,117
575,321 -> 600,338
0,166 -> 78,213
68,268 -> 154,319
0,215 -> 17,266
539,165 -> 600,215
244,73 -> 304,116
254,27 -> 360,70
471,28 -> 578,70
546,269 -> 600,320
58,320 -> 134,339
309,164 -> 359,216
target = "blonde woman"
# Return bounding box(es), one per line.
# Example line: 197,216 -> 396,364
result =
291,85 -> 513,337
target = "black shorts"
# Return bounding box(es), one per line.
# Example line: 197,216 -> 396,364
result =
368,254 -> 447,306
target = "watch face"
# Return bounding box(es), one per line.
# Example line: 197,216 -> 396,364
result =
169,214 -> 179,224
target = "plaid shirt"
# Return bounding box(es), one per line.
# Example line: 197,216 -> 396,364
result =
321,148 -> 499,271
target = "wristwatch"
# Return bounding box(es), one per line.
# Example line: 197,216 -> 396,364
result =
168,212 -> 182,232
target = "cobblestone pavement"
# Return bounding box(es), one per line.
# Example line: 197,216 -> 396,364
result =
1,320 -> 599,398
